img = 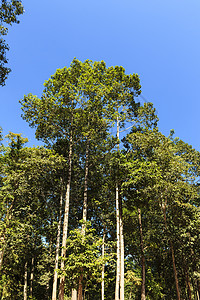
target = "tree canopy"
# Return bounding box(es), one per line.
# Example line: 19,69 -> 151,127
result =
0,0 -> 24,86
0,59 -> 200,300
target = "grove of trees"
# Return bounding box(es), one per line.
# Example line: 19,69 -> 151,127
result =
0,59 -> 200,300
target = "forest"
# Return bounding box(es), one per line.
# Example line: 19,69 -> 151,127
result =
0,58 -> 200,300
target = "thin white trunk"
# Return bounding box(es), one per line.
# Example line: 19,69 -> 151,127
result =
197,280 -> 200,300
59,132 -> 73,300
82,139 -> 89,234
52,189 -> 63,300
0,235 -> 5,271
102,228 -> 105,300
115,115 -> 120,300
30,257 -> 34,298
120,203 -> 124,300
115,182 -> 120,300
197,289 -> 200,300
75,139 -> 90,299
24,261 -> 28,300
71,289 -> 77,300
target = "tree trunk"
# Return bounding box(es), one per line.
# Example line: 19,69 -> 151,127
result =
162,201 -> 181,300
120,196 -> 124,300
138,208 -> 145,300
24,261 -> 28,300
83,286 -> 87,300
197,280 -> 200,300
77,273 -> 83,300
82,139 -> 89,234
72,289 -> 77,300
197,291 -> 200,300
197,285 -> 200,300
52,188 -> 63,300
115,181 -> 120,300
102,227 -> 105,300
182,256 -> 191,300
185,271 -> 192,300
59,132 -> 73,300
0,234 -> 5,271
30,257 -> 34,298
76,139 -> 90,299
115,115 -> 120,300
47,236 -> 53,298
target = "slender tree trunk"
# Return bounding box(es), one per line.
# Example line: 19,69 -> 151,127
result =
0,234 -> 5,271
83,286 -> 87,300
59,132 -> 73,300
30,257 -> 34,298
185,271 -> 192,300
197,283 -> 200,300
115,115 -> 120,300
82,139 -> 89,234
190,277 -> 196,300
197,280 -> 200,300
76,139 -> 90,300
47,236 -> 53,298
138,208 -> 145,300
197,291 -> 200,300
162,201 -> 181,300
182,255 -> 191,300
72,289 -> 77,300
24,261 -> 28,300
102,227 -> 105,300
52,188 -> 63,300
77,273 -> 83,300
115,181 -> 120,300
119,196 -> 124,300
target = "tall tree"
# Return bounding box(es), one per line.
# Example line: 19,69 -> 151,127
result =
20,59 -> 142,299
103,64 -> 141,300
0,132 -> 64,299
18,58 -> 200,300
122,127 -> 200,299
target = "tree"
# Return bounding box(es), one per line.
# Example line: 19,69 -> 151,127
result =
0,0 -> 24,86
122,127 -> 200,299
20,59 -> 142,299
18,58 -> 200,299
102,64 -> 141,300
0,132 -> 65,299
59,223 -> 110,298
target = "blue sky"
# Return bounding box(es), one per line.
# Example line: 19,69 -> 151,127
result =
1,0 -> 200,149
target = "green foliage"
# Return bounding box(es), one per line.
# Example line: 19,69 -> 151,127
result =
122,127 -> 200,299
0,0 -> 24,86
1,59 -> 200,299
0,132 -> 65,299
124,266 -> 141,300
60,222 -> 111,294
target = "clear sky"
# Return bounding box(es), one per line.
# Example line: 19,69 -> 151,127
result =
1,0 -> 200,149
